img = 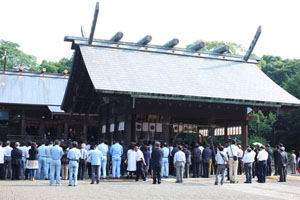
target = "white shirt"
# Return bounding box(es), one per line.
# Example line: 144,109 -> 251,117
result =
0,146 -> 4,163
4,145 -> 13,157
173,150 -> 186,164
19,146 -> 29,158
257,149 -> 268,161
136,149 -> 144,162
242,151 -> 255,163
237,148 -> 244,158
227,145 -> 239,157
198,146 -> 204,153
215,151 -> 228,164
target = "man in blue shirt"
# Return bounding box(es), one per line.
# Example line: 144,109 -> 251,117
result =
49,140 -> 64,186
161,143 -> 170,178
67,141 -> 81,186
90,145 -> 103,184
110,141 -> 123,178
37,141 -> 47,179
98,140 -> 108,179
44,141 -> 53,180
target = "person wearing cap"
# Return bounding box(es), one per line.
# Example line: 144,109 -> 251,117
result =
67,141 -> 81,186
134,145 -> 147,182
257,146 -> 268,183
278,147 -> 288,182
242,147 -> 255,183
11,142 -> 22,180
265,144 -> 273,176
173,145 -> 186,183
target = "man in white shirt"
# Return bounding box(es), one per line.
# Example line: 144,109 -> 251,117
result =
242,148 -> 255,183
19,143 -> 29,179
0,141 -> 4,179
227,140 -> 239,183
237,145 -> 244,175
134,146 -> 146,182
215,146 -> 228,185
4,141 -> 13,179
37,141 -> 47,179
257,146 -> 268,183
78,143 -> 88,180
173,146 -> 186,183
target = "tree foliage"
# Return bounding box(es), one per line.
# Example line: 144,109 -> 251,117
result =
0,40 -> 72,73
0,40 -> 37,70
249,110 -> 277,138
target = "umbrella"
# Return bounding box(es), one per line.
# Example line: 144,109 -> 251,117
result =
252,142 -> 263,147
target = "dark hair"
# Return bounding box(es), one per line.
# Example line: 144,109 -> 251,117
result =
218,146 -> 224,151
72,141 -> 78,148
31,142 -> 37,149
54,140 -> 60,145
231,140 -> 236,144
291,150 -> 295,153
178,145 -> 183,151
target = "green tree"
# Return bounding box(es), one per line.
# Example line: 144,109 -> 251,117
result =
249,110 -> 277,138
0,40 -> 37,70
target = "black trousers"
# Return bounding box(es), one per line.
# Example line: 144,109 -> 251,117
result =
258,161 -> 267,183
87,162 -> 92,178
193,162 -> 200,177
238,158 -> 242,175
278,165 -> 286,182
267,161 -> 272,176
12,164 -> 21,180
78,159 -> 86,180
0,164 -> 4,179
274,159 -> 278,175
136,161 -> 146,181
203,163 -> 210,178
152,167 -> 161,183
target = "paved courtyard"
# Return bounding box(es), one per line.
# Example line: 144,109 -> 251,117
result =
0,175 -> 299,200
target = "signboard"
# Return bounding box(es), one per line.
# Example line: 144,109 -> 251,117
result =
136,122 -> 142,131
156,123 -> 162,132
110,123 -> 115,132
102,125 -> 106,133
118,121 -> 125,131
149,123 -> 156,132
142,122 -> 149,131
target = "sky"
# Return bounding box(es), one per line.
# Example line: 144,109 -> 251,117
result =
1,0 -> 300,63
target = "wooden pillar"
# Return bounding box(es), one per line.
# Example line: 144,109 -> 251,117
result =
83,120 -> 88,143
162,116 -> 171,144
224,125 -> 229,142
57,122 -> 63,139
124,114 -> 132,147
64,121 -> 68,141
21,110 -> 26,136
241,120 -> 248,151
39,120 -> 45,138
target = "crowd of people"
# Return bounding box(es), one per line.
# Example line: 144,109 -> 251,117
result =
0,139 -> 299,186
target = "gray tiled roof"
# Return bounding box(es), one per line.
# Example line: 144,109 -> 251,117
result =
0,72 -> 68,106
80,45 -> 300,107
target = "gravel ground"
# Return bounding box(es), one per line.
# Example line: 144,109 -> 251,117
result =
0,175 -> 299,200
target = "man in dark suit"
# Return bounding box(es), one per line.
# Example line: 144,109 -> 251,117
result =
265,144 -> 273,176
151,141 -> 163,184
192,144 -> 202,178
273,145 -> 280,175
202,144 -> 212,178
278,147 -> 288,182
11,142 -> 22,180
